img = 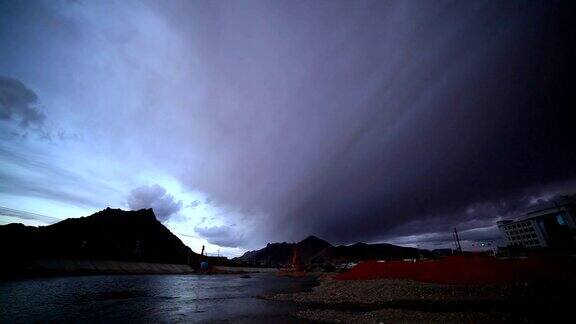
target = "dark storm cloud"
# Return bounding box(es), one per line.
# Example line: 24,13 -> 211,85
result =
391,227 -> 500,246
127,184 -> 183,222
151,0 -> 576,246
0,76 -> 77,141
387,187 -> 576,247
376,181 -> 574,237
0,76 -> 45,128
2,0 -> 574,249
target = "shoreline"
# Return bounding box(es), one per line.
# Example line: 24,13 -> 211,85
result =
1,258 -> 194,280
270,275 -> 576,323
1,260 -> 287,281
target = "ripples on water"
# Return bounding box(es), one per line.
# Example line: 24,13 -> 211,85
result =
0,273 -> 317,323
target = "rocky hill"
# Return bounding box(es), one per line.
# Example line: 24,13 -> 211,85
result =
235,242 -> 294,267
234,235 -> 426,267
0,208 -> 199,266
326,242 -> 426,262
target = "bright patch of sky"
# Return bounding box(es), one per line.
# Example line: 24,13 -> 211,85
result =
0,0 -> 250,257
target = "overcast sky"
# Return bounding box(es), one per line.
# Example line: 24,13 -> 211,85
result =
1,0 -> 575,256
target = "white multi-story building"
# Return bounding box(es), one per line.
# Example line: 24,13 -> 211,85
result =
497,195 -> 576,249
497,219 -> 548,248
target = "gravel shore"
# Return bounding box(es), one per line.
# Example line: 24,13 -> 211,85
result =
270,276 -> 575,323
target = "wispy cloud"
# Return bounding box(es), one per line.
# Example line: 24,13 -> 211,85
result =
0,206 -> 61,224
0,144 -> 120,208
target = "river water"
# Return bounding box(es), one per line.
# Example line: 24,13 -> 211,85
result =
0,273 -> 317,323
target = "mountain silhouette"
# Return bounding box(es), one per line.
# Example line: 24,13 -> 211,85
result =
234,235 -> 426,267
0,208 -> 199,267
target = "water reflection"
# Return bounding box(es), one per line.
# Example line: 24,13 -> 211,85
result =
0,273 -> 316,323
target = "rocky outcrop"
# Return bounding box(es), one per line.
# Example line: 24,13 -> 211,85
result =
0,208 -> 200,277
234,235 -> 425,267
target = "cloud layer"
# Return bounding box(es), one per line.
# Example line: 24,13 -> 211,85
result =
0,76 -> 45,128
1,1 -> 575,250
194,225 -> 246,248
147,1 -> 576,245
127,184 -> 182,222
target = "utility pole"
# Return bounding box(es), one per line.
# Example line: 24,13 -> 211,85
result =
454,228 -> 462,252
417,244 -> 423,260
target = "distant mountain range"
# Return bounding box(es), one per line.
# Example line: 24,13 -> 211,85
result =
1,208 -> 431,273
0,208 -> 199,266
234,235 -> 429,267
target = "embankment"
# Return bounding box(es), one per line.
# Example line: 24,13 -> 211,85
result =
213,266 -> 279,273
2,259 -> 194,279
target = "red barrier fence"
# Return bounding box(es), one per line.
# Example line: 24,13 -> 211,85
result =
336,255 -> 576,284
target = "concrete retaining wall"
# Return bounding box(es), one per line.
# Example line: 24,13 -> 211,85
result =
24,259 -> 195,276
214,266 -> 279,273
